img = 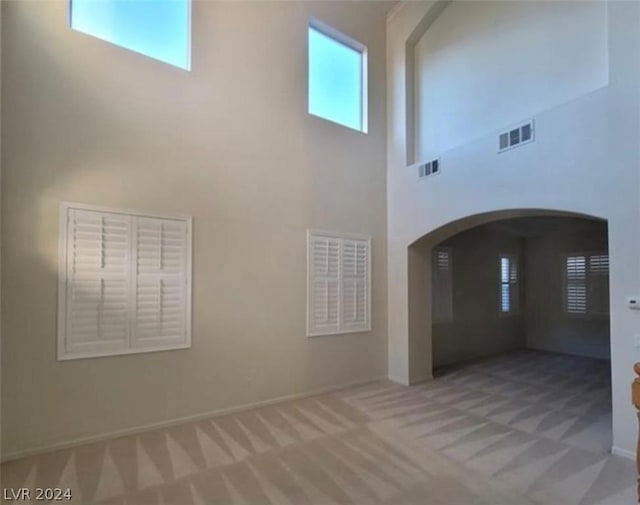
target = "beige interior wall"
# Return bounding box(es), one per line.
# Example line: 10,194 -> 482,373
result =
524,223 -> 610,359
1,0 -> 391,458
433,227 -> 525,368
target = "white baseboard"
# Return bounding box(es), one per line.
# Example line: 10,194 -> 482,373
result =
1,375 -> 385,463
388,373 -> 410,386
611,446 -> 635,460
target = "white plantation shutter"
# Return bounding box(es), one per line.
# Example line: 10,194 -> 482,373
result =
566,253 -> 608,316
308,235 -> 341,335
588,254 -> 609,315
133,217 -> 189,348
566,255 -> 587,314
59,203 -> 192,360
64,209 -> 130,355
307,231 -> 371,336
341,239 -> 369,331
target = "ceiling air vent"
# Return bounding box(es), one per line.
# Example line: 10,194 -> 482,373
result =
416,158 -> 441,180
498,120 -> 535,153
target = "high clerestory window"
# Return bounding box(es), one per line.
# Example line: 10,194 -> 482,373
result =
500,254 -> 519,315
308,20 -> 368,132
307,230 -> 371,336
70,0 -> 191,70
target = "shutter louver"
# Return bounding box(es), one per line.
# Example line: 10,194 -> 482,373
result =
133,217 -> 189,348
307,231 -> 370,336
65,210 -> 130,354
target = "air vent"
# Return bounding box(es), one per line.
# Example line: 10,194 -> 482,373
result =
498,120 -> 534,153
416,158 -> 441,179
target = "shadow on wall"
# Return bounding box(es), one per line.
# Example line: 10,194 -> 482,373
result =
407,209 -> 609,382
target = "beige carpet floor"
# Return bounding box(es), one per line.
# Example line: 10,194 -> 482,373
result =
1,350 -> 634,504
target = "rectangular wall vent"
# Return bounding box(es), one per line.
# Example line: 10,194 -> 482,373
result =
498,120 -> 534,152
416,158 -> 441,179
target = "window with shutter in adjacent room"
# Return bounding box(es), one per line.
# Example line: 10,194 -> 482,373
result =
565,252 -> 609,317
58,203 -> 192,360
308,20 -> 368,132
307,230 -> 371,336
499,254 -> 519,315
432,247 -> 453,323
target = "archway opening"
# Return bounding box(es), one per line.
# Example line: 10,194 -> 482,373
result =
408,209 -> 611,452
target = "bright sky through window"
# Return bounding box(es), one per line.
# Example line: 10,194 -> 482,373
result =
308,25 -> 365,132
71,0 -> 191,70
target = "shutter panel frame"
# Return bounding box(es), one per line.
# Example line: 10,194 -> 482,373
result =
308,234 -> 342,336
62,209 -> 131,357
499,253 -> 520,316
58,202 -> 192,360
307,230 -> 371,337
132,216 -> 190,350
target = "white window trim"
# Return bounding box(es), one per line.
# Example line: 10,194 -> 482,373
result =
307,18 -> 368,133
57,201 -> 193,360
564,251 -> 609,319
499,253 -> 520,317
306,229 -> 371,337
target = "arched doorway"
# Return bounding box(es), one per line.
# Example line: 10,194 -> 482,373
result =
407,209 -> 609,377
408,209 -> 612,452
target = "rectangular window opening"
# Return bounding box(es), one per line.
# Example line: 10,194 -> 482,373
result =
308,20 -> 367,133
70,0 -> 191,70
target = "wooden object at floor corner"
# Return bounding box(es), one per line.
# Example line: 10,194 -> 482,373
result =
632,363 -> 640,504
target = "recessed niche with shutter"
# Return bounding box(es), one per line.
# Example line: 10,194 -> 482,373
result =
58,202 -> 192,360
